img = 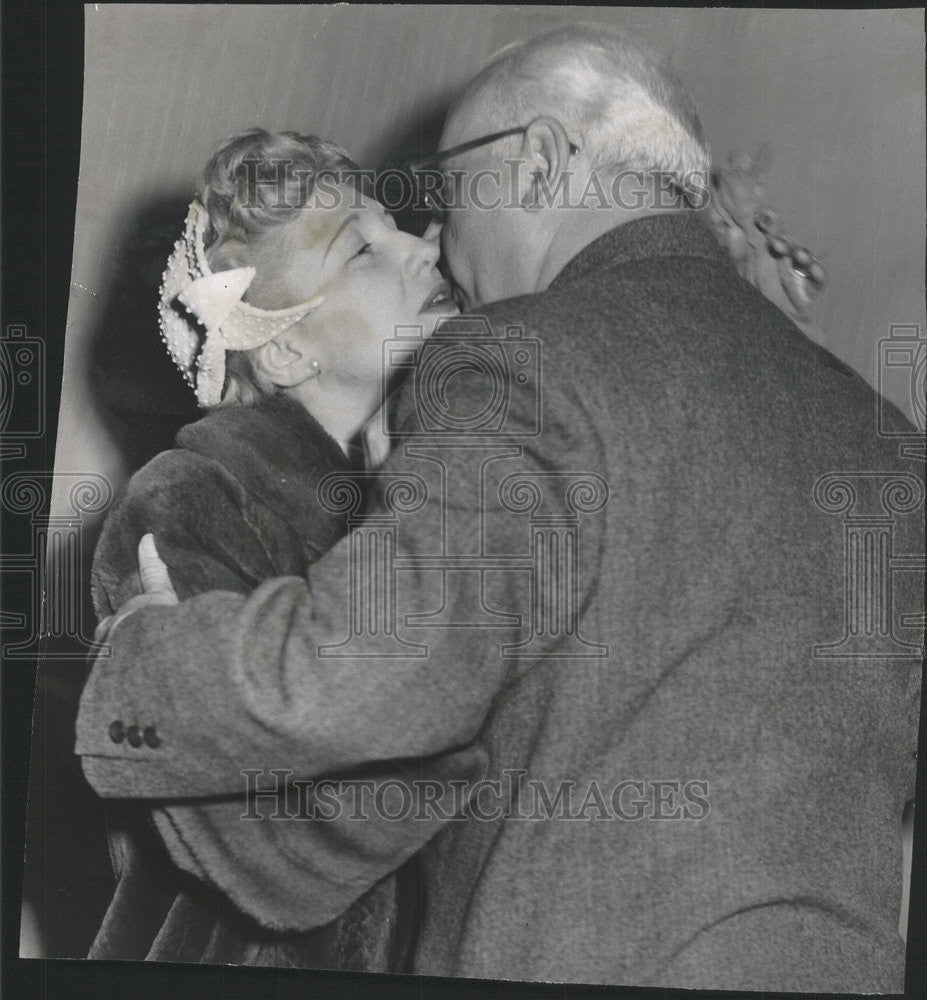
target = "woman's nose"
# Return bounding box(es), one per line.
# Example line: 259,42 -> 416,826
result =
402,231 -> 440,272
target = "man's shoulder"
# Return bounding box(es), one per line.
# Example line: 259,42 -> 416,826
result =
446,254 -> 738,395
451,255 -> 895,452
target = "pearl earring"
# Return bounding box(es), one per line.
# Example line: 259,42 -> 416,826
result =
309,360 -> 321,378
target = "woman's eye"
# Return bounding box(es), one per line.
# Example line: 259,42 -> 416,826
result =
352,242 -> 372,259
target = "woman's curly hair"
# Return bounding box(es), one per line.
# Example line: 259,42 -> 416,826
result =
201,128 -> 358,257
199,128 -> 359,404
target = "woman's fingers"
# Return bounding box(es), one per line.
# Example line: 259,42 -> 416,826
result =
708,150 -> 826,328
789,247 -> 826,289
754,208 -> 779,237
92,535 -> 179,645
138,533 -> 178,599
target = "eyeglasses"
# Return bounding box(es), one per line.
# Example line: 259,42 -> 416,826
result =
379,126 -> 581,225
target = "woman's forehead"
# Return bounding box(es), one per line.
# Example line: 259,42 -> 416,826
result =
288,188 -> 384,249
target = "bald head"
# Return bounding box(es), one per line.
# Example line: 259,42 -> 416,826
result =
435,25 -> 711,307
449,24 -> 710,189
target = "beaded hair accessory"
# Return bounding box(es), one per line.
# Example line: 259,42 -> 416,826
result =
158,199 -> 324,407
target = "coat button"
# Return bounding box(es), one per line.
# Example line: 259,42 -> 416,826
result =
143,725 -> 162,749
126,724 -> 143,748
109,721 -> 125,744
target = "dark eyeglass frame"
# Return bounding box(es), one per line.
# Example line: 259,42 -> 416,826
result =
384,126 -> 581,222
404,126 -> 580,173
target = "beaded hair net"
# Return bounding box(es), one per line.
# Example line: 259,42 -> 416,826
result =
158,199 -> 324,407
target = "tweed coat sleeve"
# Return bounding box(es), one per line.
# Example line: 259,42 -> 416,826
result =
76,317 -> 578,798
87,444 -> 487,930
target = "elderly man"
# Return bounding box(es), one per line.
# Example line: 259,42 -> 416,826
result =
76,26 -> 922,991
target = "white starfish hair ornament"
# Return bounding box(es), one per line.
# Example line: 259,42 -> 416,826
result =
158,199 -> 324,406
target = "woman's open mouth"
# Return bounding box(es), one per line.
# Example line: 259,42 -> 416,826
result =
419,281 -> 457,313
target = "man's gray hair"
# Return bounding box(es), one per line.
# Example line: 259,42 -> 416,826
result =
461,24 -> 711,186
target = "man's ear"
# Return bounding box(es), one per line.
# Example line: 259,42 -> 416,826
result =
252,330 -> 317,389
517,116 -> 573,209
